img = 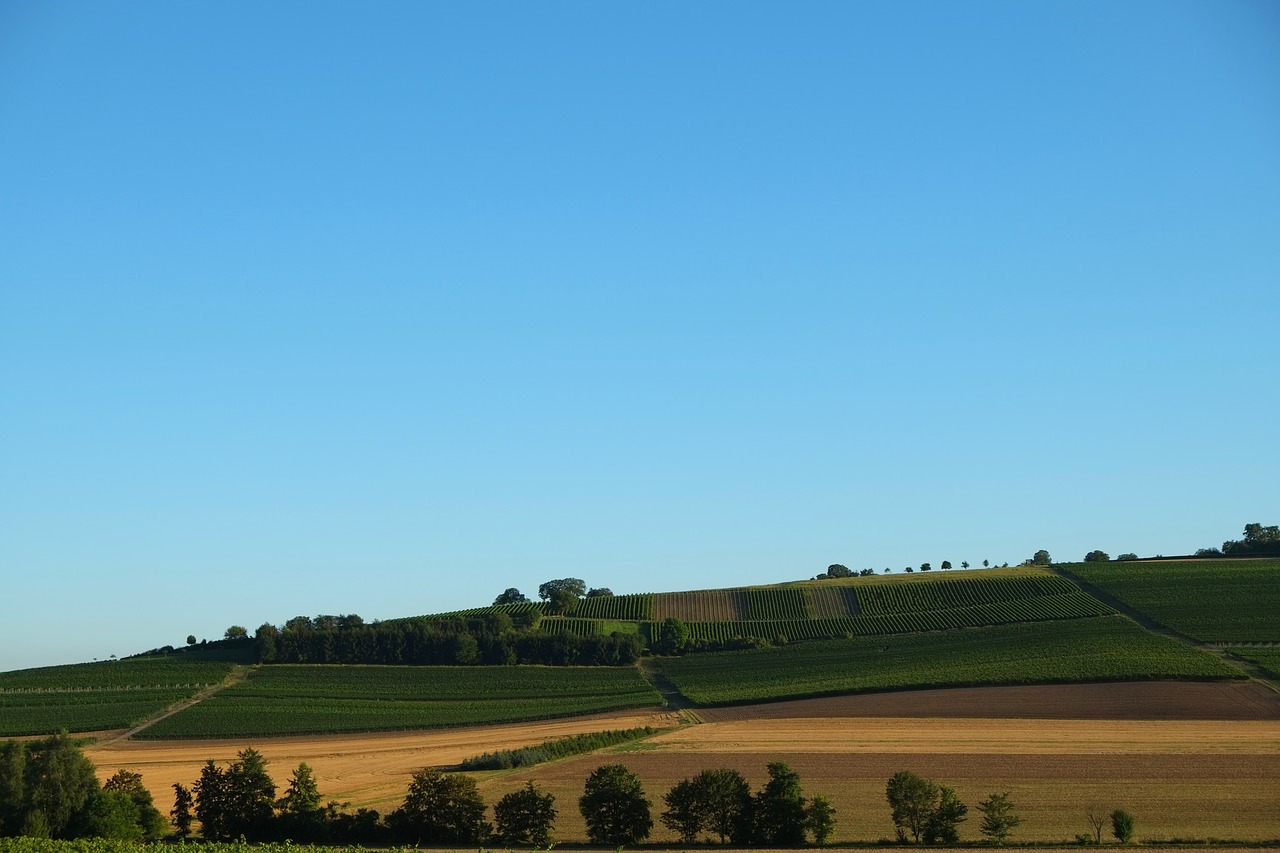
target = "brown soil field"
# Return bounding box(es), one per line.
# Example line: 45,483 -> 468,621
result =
83,682 -> 1280,845
697,680 -> 1280,721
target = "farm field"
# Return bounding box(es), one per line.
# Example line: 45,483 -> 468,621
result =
83,683 -> 1280,844
1230,648 -> 1280,680
136,663 -> 662,738
0,659 -> 236,737
1063,559 -> 1280,643
657,616 -> 1242,705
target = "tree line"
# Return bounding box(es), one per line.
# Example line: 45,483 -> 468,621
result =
253,610 -> 643,667
3,738 -> 1145,846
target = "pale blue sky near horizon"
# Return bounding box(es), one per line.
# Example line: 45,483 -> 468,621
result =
2,1 -> 1277,673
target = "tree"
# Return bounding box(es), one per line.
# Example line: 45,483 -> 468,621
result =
826,564 -> 853,578
920,563 -> 932,572
538,578 -> 586,614
1032,549 -> 1052,566
941,560 -> 953,571
1111,809 -> 1134,843
171,783 -> 194,838
1086,808 -> 1107,844
1083,550 -> 1110,562
579,764 -> 652,845
1116,553 -> 1138,561
661,768 -> 752,845
390,768 -> 489,844
0,739 -> 26,836
977,792 -> 1021,844
1223,522 -> 1280,556
194,760 -> 232,840
886,771 -> 937,844
185,635 -> 197,646
24,733 -> 102,839
661,778 -> 704,843
86,789 -> 143,841
224,625 -> 248,640
493,587 -> 529,605
983,559 -> 989,568
256,623 -> 279,663
923,785 -> 967,843
277,763 -> 325,841
102,769 -> 166,840
805,794 -> 836,845
586,587 -> 614,597
654,617 -> 691,655
961,561 -> 969,570
225,747 -> 276,839
494,781 -> 556,846
755,761 -> 807,845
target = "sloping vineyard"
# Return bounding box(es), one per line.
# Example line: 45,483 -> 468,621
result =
811,584 -> 860,618
654,588 -> 750,621
745,587 -> 814,620
854,574 -> 1079,616
573,593 -> 655,620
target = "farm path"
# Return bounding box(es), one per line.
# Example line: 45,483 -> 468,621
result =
639,657 -> 695,710
99,664 -> 252,745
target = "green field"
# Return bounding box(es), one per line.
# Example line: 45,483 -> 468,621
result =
137,664 -> 662,738
1063,559 -> 1280,642
0,659 -> 236,737
656,616 -> 1242,705
1228,647 -> 1280,680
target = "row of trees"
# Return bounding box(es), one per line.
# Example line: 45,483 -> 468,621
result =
0,735 -> 165,841
253,611 -> 643,667
173,750 -> 836,847
819,561 -> 1006,579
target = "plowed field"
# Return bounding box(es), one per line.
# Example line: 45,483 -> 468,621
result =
84,681 -> 1280,844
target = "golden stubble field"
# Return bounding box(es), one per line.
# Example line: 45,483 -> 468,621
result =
85,682 -> 1280,845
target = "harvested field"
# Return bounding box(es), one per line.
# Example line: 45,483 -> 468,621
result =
697,680 -> 1280,722
83,681 -> 1280,844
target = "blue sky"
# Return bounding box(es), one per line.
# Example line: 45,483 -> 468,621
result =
2,1 -> 1277,673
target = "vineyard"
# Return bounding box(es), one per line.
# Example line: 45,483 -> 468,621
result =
1063,559 -> 1280,643
0,659 -> 235,737
136,663 -> 662,738
1229,648 -> 1280,680
656,616 -> 1244,705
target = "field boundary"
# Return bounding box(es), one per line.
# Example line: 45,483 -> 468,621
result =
101,665 -> 251,744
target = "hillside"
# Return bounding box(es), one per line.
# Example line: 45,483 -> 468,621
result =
2,563 -> 1272,739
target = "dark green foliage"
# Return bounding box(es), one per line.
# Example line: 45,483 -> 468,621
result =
579,764 -> 652,845
654,617 -> 691,655
539,578 -> 586,614
886,771 -> 936,843
277,763 -> 326,841
1222,522 -> 1280,556
494,587 -> 529,605
661,769 -> 752,844
1116,553 -> 1138,561
101,771 -> 165,841
0,735 -> 170,841
1111,809 -> 1134,843
826,564 -> 853,578
805,794 -> 836,846
494,782 -> 556,846
460,726 -> 654,770
1084,550 -> 1110,562
389,769 -> 489,845
923,786 -> 967,843
977,792 -> 1022,844
1033,550 -> 1052,566
194,748 -> 276,840
170,783 -> 193,838
754,762 -> 807,845
1066,559 -> 1280,642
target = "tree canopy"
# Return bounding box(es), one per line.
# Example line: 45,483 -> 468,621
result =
579,764 -> 652,845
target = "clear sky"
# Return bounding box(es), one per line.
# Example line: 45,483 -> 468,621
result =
2,1 -> 1277,673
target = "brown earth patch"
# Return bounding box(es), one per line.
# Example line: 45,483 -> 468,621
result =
697,680 -> 1280,722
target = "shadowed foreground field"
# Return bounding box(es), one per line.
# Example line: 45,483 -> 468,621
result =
85,681 -> 1280,844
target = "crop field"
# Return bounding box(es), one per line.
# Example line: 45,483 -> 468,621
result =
572,592 -> 654,620
657,616 -> 1241,705
135,663 -> 662,738
654,588 -> 751,621
853,573 -> 1079,615
1063,559 -> 1280,643
810,584 -> 860,617
0,659 -> 236,737
1229,647 -> 1280,680
745,586 -> 814,620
